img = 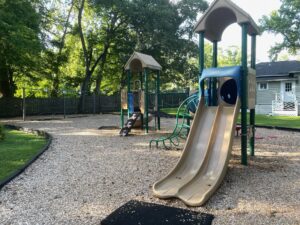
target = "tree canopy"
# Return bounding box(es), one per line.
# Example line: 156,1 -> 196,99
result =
0,0 -> 251,99
0,0 -> 42,97
260,0 -> 300,60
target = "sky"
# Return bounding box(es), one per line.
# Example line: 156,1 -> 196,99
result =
204,0 -> 282,62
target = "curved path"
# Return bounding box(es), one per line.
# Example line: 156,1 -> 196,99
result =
0,115 -> 299,225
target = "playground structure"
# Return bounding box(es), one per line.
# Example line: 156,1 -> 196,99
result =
120,52 -> 161,134
153,0 -> 259,206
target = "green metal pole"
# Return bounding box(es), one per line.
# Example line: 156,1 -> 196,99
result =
140,71 -> 143,90
251,36 -> 256,69
139,71 -> 144,129
144,68 -> 149,133
156,70 -> 161,130
241,23 -> 248,165
22,87 -> 26,121
212,41 -> 218,106
199,32 -> 205,96
120,108 -> 124,128
127,70 -> 131,118
187,117 -> 190,136
208,79 -> 212,106
250,35 -> 256,156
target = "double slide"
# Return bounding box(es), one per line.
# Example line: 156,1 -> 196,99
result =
153,97 -> 240,206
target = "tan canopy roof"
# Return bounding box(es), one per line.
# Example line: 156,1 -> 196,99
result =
124,52 -> 162,72
194,0 -> 260,42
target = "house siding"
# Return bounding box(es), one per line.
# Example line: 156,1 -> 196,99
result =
256,81 -> 280,114
296,75 -> 300,100
256,81 -> 280,104
255,104 -> 272,115
255,61 -> 300,116
296,75 -> 300,115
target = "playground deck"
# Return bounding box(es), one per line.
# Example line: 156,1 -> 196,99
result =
0,114 -> 299,225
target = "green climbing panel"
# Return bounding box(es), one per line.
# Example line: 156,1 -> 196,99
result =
149,94 -> 199,149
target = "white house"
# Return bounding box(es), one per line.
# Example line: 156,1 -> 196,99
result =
256,60 -> 300,116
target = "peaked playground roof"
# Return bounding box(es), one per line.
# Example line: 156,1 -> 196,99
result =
125,52 -> 162,72
194,0 -> 260,42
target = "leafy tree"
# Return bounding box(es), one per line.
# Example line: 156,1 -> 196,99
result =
122,0 -> 208,89
1,0 -> 209,99
92,1 -> 134,94
60,34 -> 86,91
75,0 -> 133,110
218,46 -> 241,67
0,0 -> 42,97
44,0 -> 75,97
66,0 -> 208,99
260,0 -> 300,60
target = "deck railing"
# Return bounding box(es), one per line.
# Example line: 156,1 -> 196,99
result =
272,93 -> 298,116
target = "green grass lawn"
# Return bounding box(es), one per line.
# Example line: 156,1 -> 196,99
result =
161,108 -> 181,115
0,128 -> 47,181
161,108 -> 300,129
237,113 -> 300,129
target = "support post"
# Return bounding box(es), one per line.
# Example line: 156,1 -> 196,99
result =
199,32 -> 205,97
140,71 -> 143,90
93,92 -> 96,115
241,23 -> 248,165
63,90 -> 66,119
250,35 -> 256,156
212,41 -> 218,106
208,79 -> 212,106
127,70 -> 131,118
186,117 -> 190,136
156,70 -> 161,130
22,87 -> 26,121
139,71 -> 144,130
120,108 -> 124,128
144,69 -> 149,133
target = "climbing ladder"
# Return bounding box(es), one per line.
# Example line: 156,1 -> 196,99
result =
119,112 -> 141,136
149,94 -> 199,149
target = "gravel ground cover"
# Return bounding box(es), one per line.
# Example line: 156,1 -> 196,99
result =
0,114 -> 299,225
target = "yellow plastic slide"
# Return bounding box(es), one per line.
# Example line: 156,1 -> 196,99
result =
153,97 -> 240,206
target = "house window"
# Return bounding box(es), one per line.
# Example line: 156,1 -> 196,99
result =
285,82 -> 292,92
258,82 -> 268,90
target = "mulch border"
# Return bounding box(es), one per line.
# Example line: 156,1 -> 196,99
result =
0,125 -> 52,190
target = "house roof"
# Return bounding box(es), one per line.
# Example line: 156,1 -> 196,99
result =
256,61 -> 300,78
194,0 -> 260,42
124,52 -> 162,72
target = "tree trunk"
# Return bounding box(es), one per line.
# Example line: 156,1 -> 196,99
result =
0,66 -> 14,97
51,75 -> 59,97
95,74 -> 103,95
0,80 -> 12,97
78,68 -> 92,113
77,0 -> 112,112
95,48 -> 108,95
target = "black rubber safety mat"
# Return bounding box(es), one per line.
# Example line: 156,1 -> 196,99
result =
101,200 -> 214,225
